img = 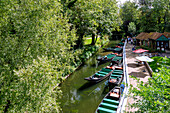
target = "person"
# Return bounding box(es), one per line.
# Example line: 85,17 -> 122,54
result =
134,38 -> 136,45
132,46 -> 136,51
120,84 -> 125,94
131,38 -> 133,44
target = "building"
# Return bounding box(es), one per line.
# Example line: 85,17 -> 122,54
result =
163,32 -> 170,50
136,32 -> 169,51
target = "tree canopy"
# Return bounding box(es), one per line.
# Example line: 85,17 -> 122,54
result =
64,0 -> 121,46
120,0 -> 170,35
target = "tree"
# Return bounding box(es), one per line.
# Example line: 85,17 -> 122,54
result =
0,0 -> 80,112
128,66 -> 170,112
120,1 -> 139,35
137,0 -> 170,32
66,0 -> 120,46
128,22 -> 136,36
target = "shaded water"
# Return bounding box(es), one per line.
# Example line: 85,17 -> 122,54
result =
60,41 -> 120,113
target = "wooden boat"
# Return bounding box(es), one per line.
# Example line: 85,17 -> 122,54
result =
111,56 -> 123,65
84,68 -> 114,83
106,66 -> 123,70
95,86 -> 121,113
118,42 -> 124,46
103,46 -> 123,52
103,47 -> 116,52
108,69 -> 124,87
96,53 -> 116,64
113,47 -> 123,53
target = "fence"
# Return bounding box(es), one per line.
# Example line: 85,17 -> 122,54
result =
117,40 -> 130,113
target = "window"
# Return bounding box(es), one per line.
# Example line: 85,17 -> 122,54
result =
166,43 -> 168,48
157,42 -> 159,46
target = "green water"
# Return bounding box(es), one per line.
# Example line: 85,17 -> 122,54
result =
60,41 -> 120,113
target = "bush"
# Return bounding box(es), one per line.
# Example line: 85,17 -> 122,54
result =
80,45 -> 99,62
129,66 -> 170,112
148,56 -> 170,72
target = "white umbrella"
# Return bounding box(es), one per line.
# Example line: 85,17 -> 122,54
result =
136,56 -> 154,62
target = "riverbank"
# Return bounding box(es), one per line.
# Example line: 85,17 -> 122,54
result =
63,39 -> 120,80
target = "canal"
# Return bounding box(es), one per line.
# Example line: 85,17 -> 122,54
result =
60,40 -> 120,113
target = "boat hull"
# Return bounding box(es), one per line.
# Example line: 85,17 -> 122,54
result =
84,68 -> 113,83
95,86 -> 121,113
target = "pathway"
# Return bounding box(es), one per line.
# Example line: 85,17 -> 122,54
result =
125,43 -> 151,112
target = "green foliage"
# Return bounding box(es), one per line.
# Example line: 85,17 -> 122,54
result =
119,1 -> 139,34
120,0 -> 170,33
129,66 -> 170,112
120,1 -> 139,23
1,57 -> 63,112
137,0 -> 170,32
148,56 -> 170,72
0,0 -> 81,112
80,46 -> 99,61
66,0 -> 120,46
128,22 -> 136,35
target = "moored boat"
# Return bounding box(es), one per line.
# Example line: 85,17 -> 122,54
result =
113,48 -> 123,53
84,67 -> 114,83
95,86 -> 121,113
118,42 -> 124,46
111,56 -> 123,66
96,53 -> 117,64
108,72 -> 123,87
103,47 -> 116,52
107,68 -> 124,89
103,46 -> 122,52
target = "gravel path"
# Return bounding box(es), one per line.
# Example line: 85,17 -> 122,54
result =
125,43 -> 151,112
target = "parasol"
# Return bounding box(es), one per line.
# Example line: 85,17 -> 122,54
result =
133,49 -> 149,53
136,56 -> 154,62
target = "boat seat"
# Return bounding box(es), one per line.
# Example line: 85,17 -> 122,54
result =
105,54 -> 116,59
103,98 -> 119,105
112,58 -> 122,61
114,48 -> 122,51
110,77 -> 117,79
101,68 -> 112,72
98,71 -> 109,75
107,56 -> 116,59
110,74 -> 122,78
101,102 -> 118,110
95,73 -> 106,77
113,70 -> 123,72
98,107 -> 116,113
112,72 -> 123,75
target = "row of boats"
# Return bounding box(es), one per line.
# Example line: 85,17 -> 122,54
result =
84,41 -> 125,113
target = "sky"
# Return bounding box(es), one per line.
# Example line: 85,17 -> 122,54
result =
120,0 -> 128,3
118,0 -> 133,4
